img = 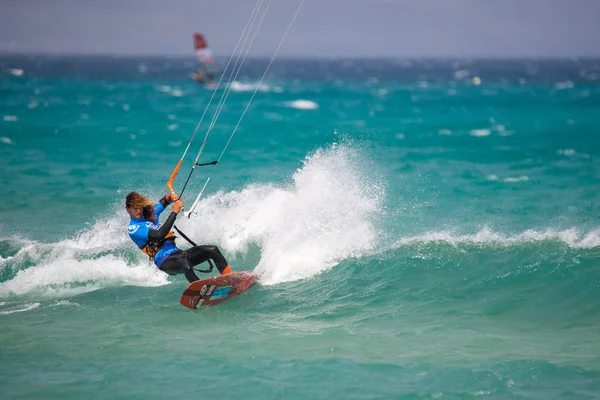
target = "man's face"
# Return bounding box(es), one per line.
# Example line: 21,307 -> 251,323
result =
127,206 -> 143,219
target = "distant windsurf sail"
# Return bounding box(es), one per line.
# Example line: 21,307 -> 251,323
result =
193,33 -> 215,85
194,33 -> 213,67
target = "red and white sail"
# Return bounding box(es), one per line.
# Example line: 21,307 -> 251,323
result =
194,33 -> 214,65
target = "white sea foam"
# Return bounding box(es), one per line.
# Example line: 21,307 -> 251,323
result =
559,148 -> 576,156
170,89 -> 184,97
180,144 -> 384,285
377,88 -> 388,97
0,303 -> 40,315
3,115 -> 18,122
7,68 -> 24,77
0,215 -> 169,299
1,137 -> 14,145
264,112 -> 284,121
0,255 -> 165,298
453,69 -> 470,80
469,129 -> 491,137
155,85 -> 184,97
554,81 -> 574,90
286,100 -> 319,110
229,81 -> 272,92
557,148 -> 589,158
503,176 -> 529,182
394,226 -> 600,249
54,300 -> 79,307
487,175 -> 529,183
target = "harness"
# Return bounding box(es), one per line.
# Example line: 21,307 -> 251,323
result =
140,231 -> 176,261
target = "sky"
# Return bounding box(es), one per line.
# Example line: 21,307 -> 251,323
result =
1,0 -> 599,58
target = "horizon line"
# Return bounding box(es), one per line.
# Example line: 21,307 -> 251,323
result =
1,51 -> 600,61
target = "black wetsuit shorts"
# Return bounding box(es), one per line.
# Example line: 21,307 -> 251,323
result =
159,245 -> 229,283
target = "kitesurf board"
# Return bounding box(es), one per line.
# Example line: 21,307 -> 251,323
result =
180,271 -> 256,309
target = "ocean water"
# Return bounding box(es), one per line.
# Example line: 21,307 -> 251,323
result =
1,54 -> 600,399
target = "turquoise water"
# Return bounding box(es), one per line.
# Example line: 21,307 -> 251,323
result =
1,55 -> 600,399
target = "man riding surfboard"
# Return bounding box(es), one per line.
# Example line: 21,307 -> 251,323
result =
125,191 -> 231,282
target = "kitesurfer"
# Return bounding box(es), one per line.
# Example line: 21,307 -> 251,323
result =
125,191 -> 232,282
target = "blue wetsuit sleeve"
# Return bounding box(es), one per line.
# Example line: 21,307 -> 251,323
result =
154,203 -> 165,219
153,195 -> 172,219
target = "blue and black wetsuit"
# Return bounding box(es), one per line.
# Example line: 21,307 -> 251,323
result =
128,195 -> 230,283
